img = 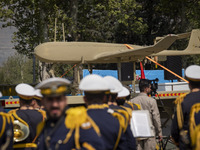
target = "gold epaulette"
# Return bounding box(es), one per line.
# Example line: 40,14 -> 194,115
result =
64,106 -> 100,149
65,106 -> 88,129
87,104 -> 109,109
8,109 -> 17,115
174,93 -> 188,105
191,122 -> 200,148
133,103 -> 141,110
121,106 -> 132,118
195,127 -> 200,150
189,103 -> 200,147
0,112 -> 14,123
126,101 -> 134,110
9,109 -> 29,128
7,109 -> 18,122
0,112 -> 13,138
174,93 -> 188,129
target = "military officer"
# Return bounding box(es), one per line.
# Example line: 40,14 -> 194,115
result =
103,76 -> 136,150
36,77 -> 104,150
103,76 -> 131,120
79,74 -> 128,150
9,83 -> 46,150
0,92 -> 13,150
171,65 -> 200,149
33,89 -> 43,109
131,79 -> 162,150
117,87 -> 141,114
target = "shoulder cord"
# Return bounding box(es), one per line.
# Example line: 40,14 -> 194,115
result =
189,103 -> 200,147
174,93 -> 188,129
37,109 -> 47,121
114,109 -> 129,132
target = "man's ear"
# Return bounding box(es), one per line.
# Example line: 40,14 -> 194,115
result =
145,87 -> 148,93
31,100 -> 36,107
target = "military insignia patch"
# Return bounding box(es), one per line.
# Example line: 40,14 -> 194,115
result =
81,122 -> 92,129
107,108 -> 114,114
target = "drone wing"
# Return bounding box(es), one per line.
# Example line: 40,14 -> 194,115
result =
35,35 -> 177,63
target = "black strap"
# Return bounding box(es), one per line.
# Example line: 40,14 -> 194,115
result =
44,115 -> 65,149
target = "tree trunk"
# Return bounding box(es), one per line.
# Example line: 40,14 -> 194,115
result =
70,0 -> 80,95
38,0 -> 54,82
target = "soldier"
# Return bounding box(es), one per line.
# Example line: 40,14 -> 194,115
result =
0,92 -> 13,150
79,74 -> 128,150
9,83 -> 46,150
117,86 -> 141,116
36,77 -> 104,150
131,79 -> 162,150
171,65 -> 200,149
103,76 -> 136,150
32,89 -> 43,109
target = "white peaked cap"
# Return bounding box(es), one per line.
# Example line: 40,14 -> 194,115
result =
15,83 -> 35,96
79,74 -> 110,92
34,89 -> 43,98
185,65 -> 200,82
103,76 -> 123,93
117,86 -> 130,98
35,77 -> 71,89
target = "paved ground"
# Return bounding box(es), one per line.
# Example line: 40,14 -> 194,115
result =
160,117 -> 177,149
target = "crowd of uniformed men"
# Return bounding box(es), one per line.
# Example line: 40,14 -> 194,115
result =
0,64 -> 199,150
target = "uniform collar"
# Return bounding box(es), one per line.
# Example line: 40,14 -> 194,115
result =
20,106 -> 34,110
191,88 -> 200,93
87,104 -> 109,109
108,102 -> 117,106
138,93 -> 148,96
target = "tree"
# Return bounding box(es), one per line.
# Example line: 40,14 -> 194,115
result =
77,0 -> 147,43
0,0 -> 74,82
0,53 -> 33,84
1,0 -> 199,80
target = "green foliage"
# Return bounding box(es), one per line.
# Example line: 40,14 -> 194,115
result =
53,64 -> 73,79
0,0 -> 200,75
78,0 -> 147,43
0,53 -> 34,84
0,0 -> 73,56
186,1 -> 200,29
0,53 -> 74,84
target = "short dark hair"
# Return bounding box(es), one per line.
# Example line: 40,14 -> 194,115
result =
126,95 -> 130,100
110,93 -> 117,102
35,99 -> 42,106
139,79 -> 150,92
116,98 -> 125,106
20,98 -> 32,106
189,80 -> 200,89
85,92 -> 105,104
